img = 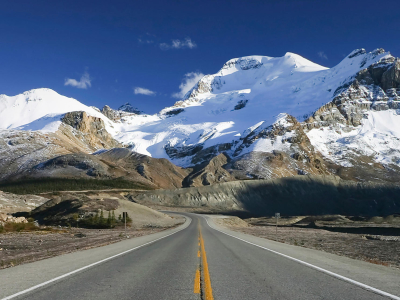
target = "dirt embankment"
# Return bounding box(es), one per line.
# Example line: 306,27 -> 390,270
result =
131,175 -> 400,217
30,191 -> 181,228
0,190 -> 184,269
216,215 -> 400,268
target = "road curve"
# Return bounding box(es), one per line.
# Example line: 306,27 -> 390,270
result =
1,213 -> 399,300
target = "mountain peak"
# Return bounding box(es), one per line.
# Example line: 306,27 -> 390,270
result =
0,88 -> 60,101
0,88 -> 111,132
118,102 -> 142,114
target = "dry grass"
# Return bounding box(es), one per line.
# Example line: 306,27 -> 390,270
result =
364,258 -> 390,267
0,222 -> 63,234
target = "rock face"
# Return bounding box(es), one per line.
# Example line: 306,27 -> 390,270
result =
61,111 -> 120,149
132,175 -> 400,216
0,191 -> 48,214
381,59 -> 400,91
183,153 -> 235,187
226,114 -> 329,179
100,104 -> 141,122
101,105 -> 121,122
304,49 -> 399,129
118,103 -> 142,114
0,214 -> 28,225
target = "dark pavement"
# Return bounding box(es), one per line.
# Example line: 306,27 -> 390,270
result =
7,213 -> 394,300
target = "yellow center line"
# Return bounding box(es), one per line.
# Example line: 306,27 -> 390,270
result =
200,229 -> 214,300
197,250 -> 201,257
194,269 -> 200,294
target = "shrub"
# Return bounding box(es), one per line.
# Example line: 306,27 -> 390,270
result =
0,221 -> 46,233
80,210 -> 119,229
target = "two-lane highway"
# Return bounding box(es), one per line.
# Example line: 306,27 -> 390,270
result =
1,213 -> 399,300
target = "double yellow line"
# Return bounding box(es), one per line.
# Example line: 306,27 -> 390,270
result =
194,226 -> 214,300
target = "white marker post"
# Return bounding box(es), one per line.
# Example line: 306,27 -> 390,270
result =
275,213 -> 280,236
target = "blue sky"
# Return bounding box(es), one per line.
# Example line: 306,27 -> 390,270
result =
1,0 -> 400,114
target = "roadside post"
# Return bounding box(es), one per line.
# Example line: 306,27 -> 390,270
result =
77,213 -> 84,228
123,212 -> 127,238
275,213 -> 280,235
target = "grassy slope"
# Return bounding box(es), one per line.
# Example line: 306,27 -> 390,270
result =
0,178 -> 154,195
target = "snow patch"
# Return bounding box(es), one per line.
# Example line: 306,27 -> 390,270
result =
307,110 -> 400,167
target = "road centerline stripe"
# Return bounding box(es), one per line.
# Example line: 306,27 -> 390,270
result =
200,228 -> 214,300
203,216 -> 400,300
194,269 -> 201,294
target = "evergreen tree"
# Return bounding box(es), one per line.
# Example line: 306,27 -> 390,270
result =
107,211 -> 112,226
99,209 -> 106,226
126,212 -> 132,223
94,211 -> 99,224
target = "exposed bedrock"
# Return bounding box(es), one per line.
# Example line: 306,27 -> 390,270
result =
183,153 -> 235,187
316,57 -> 400,128
61,111 -> 121,149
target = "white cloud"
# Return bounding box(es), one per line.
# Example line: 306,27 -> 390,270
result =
160,38 -> 197,50
172,72 -> 204,99
64,72 -> 91,89
138,38 -> 154,44
318,51 -> 328,60
134,87 -> 156,96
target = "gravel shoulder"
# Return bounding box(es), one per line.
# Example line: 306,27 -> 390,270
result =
214,216 -> 400,269
0,217 -> 184,269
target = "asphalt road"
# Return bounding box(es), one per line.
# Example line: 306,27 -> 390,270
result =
2,213 -> 399,300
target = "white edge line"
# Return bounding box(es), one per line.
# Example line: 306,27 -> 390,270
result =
203,216 -> 400,300
2,217 -> 192,300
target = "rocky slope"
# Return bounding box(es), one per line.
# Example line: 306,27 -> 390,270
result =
0,191 -> 48,214
100,103 -> 141,122
0,112 -> 120,181
130,175 -> 400,216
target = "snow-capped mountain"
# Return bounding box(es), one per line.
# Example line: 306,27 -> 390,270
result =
0,88 -> 115,134
112,48 -> 400,171
1,48 -> 400,185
